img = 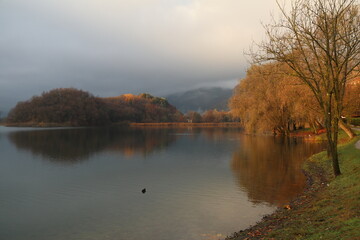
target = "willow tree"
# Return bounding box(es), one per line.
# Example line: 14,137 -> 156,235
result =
254,0 -> 360,176
229,63 -> 320,135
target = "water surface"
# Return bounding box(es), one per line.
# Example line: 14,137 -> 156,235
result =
0,126 -> 325,240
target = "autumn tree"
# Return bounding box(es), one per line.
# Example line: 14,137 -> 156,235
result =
7,88 -> 110,126
230,62 -> 320,134
253,0 -> 360,176
202,110 -> 217,123
185,111 -> 202,123
201,110 -> 234,123
103,93 -> 183,123
343,77 -> 360,118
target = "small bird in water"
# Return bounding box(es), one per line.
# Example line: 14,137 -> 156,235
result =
141,188 -> 146,194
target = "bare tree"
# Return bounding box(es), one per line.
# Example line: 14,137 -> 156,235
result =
253,0 -> 360,176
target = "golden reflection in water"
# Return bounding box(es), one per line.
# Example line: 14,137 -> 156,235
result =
104,128 -> 176,157
231,135 -> 325,206
8,127 -> 176,164
200,127 -> 242,141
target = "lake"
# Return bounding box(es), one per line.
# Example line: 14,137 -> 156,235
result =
0,126 -> 325,240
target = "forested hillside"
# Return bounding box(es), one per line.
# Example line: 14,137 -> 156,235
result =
165,87 -> 233,113
103,93 -> 183,123
7,88 -> 109,126
7,88 -> 184,126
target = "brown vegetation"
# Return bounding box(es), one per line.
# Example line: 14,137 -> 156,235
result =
230,63 -> 360,136
343,77 -> 360,118
7,88 -> 109,126
229,63 -> 323,135
6,88 -> 239,126
6,89 -> 184,126
245,0 -> 359,176
185,109 -> 236,123
103,93 -> 184,123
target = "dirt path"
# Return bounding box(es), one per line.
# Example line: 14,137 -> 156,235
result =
353,127 -> 360,149
356,140 -> 360,150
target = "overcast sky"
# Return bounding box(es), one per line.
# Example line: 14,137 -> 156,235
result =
0,0 -> 280,113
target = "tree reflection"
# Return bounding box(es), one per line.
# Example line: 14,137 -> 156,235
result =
8,127 -> 176,164
231,135 -> 325,206
200,127 -> 243,141
105,128 -> 176,157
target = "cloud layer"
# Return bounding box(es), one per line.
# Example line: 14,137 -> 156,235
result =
0,0 -> 278,113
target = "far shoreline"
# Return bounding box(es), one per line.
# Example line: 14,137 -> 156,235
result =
2,122 -> 243,128
129,122 -> 242,127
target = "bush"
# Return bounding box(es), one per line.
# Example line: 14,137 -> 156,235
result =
350,118 -> 360,126
7,88 -> 110,126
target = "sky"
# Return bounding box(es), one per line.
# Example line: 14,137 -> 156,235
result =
0,0 -> 280,114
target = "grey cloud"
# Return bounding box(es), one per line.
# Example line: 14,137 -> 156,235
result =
0,0 -> 279,113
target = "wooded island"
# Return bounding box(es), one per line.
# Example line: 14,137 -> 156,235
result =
5,88 -> 236,126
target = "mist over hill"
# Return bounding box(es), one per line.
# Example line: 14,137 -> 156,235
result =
165,87 -> 233,113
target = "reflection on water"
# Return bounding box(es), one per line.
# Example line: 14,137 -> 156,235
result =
0,126 -> 326,240
231,135 -> 326,206
8,127 -> 176,163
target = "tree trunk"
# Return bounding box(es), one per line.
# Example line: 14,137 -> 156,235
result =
311,121 -> 318,134
315,119 -> 324,129
339,118 -> 356,138
329,138 -> 341,176
325,123 -> 341,176
331,117 -> 341,176
324,100 -> 341,177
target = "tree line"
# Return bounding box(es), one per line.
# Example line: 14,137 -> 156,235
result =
103,93 -> 184,123
229,62 -> 360,135
185,109 -> 237,123
6,88 -> 184,126
6,88 -> 237,126
231,0 -> 359,177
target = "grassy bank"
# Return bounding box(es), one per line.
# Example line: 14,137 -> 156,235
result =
227,136 -> 360,240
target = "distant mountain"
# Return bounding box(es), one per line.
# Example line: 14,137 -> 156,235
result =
165,87 -> 233,113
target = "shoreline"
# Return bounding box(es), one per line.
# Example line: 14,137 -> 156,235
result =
225,136 -> 360,240
129,122 -> 242,128
2,122 -> 243,128
225,160 -> 329,240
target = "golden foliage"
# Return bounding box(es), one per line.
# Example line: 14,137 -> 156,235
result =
229,63 -> 322,135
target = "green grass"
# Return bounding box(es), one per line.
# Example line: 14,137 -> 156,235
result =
293,128 -> 313,133
349,118 -> 360,126
313,129 -> 353,142
267,137 -> 360,240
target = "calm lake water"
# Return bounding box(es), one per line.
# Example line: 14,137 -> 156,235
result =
0,126 -> 325,240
